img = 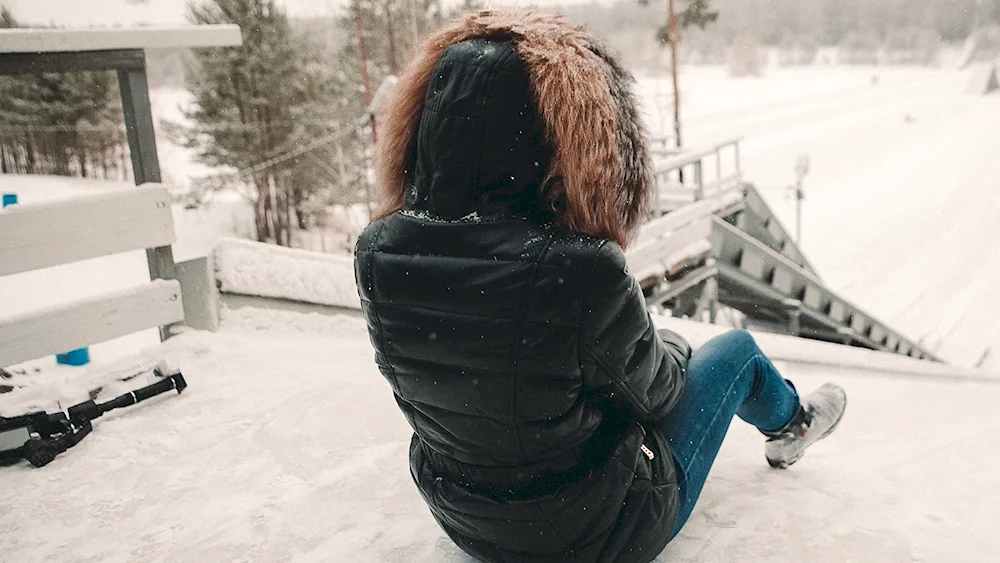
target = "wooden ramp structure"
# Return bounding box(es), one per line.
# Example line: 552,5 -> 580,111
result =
0,25 -> 241,367
630,139 -> 940,362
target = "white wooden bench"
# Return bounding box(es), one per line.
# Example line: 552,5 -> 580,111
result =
0,183 -> 184,368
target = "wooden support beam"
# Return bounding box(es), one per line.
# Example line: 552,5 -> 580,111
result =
0,49 -> 144,74
0,25 -> 242,54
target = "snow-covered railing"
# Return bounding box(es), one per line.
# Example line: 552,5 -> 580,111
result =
630,188 -> 744,309
653,137 -> 742,214
0,186 -> 176,276
0,25 -> 242,54
710,217 -> 940,361
172,238 -> 361,331
736,185 -> 820,277
213,238 -> 361,311
0,184 -> 185,368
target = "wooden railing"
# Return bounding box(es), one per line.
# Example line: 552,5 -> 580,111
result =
710,217 -> 939,361
652,137 -> 743,214
0,184 -> 184,368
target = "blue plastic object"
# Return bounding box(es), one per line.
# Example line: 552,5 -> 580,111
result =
56,348 -> 91,366
2,193 -> 16,208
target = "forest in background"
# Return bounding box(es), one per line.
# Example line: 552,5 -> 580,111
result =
140,0 -> 1000,87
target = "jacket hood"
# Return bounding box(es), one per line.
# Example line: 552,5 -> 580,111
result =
408,38 -> 552,220
373,9 -> 654,248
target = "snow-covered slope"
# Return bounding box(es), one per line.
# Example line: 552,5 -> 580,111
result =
1,309 -> 997,563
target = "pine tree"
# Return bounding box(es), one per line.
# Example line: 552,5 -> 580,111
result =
338,0 -> 444,102
0,7 -> 125,178
182,0 -> 346,245
644,0 -> 718,45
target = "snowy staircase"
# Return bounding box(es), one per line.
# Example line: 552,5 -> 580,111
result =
636,140 -> 941,363
709,217 -> 937,360
727,184 -> 820,277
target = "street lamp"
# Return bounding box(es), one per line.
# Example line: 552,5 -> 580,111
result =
791,154 -> 810,246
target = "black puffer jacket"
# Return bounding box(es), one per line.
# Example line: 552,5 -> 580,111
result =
356,14 -> 690,563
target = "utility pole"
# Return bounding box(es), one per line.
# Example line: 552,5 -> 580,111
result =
668,0 -> 682,149
354,0 -> 376,220
353,0 -> 376,143
408,0 -> 421,48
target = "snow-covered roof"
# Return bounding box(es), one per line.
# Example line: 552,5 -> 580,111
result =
0,25 -> 241,54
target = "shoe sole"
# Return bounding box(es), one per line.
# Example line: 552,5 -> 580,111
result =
766,391 -> 847,469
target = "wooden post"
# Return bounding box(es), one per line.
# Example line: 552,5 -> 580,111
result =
668,0 -> 682,149
118,62 -> 175,341
734,142 -> 741,178
703,274 -> 719,324
782,298 -> 803,336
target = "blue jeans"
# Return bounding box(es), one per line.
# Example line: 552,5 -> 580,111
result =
657,329 -> 800,537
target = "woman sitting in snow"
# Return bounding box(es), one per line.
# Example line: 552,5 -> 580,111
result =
354,9 -> 846,563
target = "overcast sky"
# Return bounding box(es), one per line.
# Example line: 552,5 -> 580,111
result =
1,0 -> 591,27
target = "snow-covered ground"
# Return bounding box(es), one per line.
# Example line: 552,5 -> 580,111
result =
1,309 -> 998,563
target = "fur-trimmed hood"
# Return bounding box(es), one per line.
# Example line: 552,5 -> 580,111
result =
373,9 -> 654,248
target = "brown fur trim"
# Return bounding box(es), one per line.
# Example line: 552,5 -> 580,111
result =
587,38 -> 655,247
373,9 -> 653,248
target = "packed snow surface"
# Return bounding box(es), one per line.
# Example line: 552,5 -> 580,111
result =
1,309 -> 998,563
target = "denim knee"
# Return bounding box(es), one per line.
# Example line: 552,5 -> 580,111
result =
717,329 -> 759,353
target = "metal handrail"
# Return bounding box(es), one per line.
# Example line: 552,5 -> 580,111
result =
652,137 -> 743,214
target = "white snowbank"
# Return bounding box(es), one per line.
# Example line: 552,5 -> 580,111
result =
214,237 -> 361,309
2,307 -> 998,563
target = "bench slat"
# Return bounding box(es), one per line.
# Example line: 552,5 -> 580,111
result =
0,183 -> 175,276
0,279 -> 183,367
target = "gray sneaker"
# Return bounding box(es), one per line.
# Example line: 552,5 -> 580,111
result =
763,383 -> 847,469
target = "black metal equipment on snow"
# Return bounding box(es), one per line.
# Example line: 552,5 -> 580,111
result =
0,366 -> 186,468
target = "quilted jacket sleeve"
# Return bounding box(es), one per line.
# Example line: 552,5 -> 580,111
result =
579,240 -> 690,422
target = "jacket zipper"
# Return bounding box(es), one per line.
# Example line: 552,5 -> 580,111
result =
634,421 -> 655,460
